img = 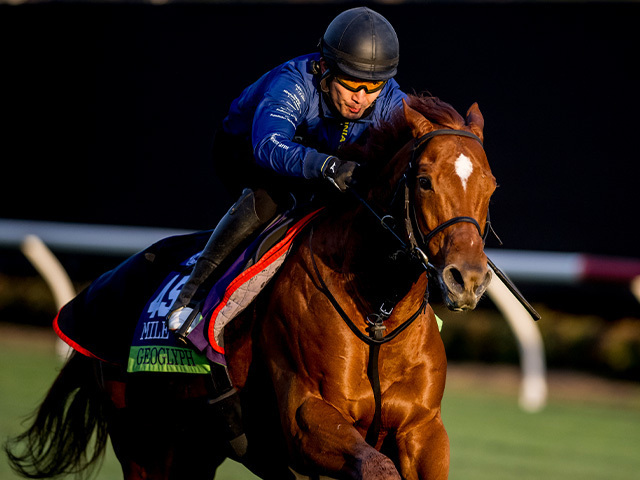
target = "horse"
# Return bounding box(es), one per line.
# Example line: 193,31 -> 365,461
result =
6,94 -> 496,480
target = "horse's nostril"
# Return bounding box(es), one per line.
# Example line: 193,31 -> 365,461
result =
444,264 -> 492,298
449,267 -> 464,288
473,270 -> 492,294
444,266 -> 465,294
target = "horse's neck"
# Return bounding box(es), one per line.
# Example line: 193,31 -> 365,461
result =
313,207 -> 426,316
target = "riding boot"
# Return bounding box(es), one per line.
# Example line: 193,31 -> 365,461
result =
167,188 -> 278,331
208,363 -> 248,459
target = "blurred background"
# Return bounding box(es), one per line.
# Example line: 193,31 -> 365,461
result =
1,0 -> 639,479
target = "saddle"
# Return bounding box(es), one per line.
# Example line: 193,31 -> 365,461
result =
54,207 -> 322,371
185,208 -> 321,366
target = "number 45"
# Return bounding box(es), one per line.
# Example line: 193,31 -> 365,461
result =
147,274 -> 188,319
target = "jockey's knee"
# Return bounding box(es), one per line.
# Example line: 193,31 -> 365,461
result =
250,188 -> 279,222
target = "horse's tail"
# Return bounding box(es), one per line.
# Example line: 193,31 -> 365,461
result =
4,351 -> 111,479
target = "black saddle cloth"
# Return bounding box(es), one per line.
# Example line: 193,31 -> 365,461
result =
54,230 -> 213,365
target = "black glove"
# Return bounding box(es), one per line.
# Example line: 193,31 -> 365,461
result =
322,156 -> 359,192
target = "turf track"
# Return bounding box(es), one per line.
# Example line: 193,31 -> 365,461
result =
2,325 -> 639,479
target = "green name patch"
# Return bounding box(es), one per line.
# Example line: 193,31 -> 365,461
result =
128,345 -> 210,374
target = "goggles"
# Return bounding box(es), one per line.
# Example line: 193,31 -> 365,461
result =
334,75 -> 387,94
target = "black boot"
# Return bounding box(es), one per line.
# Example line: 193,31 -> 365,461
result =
167,188 -> 278,334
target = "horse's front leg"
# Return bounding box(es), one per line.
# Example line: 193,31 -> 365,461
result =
395,414 -> 450,480
291,396 -> 401,480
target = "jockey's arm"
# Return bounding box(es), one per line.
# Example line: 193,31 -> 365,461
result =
251,72 -> 331,180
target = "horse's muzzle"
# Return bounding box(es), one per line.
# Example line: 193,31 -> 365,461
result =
439,263 -> 492,311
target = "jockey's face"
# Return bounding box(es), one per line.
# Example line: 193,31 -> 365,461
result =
319,59 -> 384,121
327,77 -> 383,120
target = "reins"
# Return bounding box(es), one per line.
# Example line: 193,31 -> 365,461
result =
308,127 -> 540,448
308,225 -> 427,447
350,128 -> 489,276
308,226 -> 428,348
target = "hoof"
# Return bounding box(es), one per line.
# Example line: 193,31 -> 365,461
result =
357,450 -> 401,480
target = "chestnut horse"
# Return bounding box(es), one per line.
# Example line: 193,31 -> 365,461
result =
6,95 -> 496,480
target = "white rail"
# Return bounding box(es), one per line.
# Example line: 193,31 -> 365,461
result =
19,235 -> 75,360
4,218 -> 640,412
3,219 -> 640,283
486,273 -> 547,411
0,218 -> 190,256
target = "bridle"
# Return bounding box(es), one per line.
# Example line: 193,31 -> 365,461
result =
312,127 -> 491,341
309,127 -> 490,446
350,128 -> 490,276
311,129 -> 488,327
310,127 -> 539,447
406,129 -> 538,322
404,129 -> 488,268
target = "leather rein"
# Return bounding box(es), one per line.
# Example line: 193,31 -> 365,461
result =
308,128 -> 486,447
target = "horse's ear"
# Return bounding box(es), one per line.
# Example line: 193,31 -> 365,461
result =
466,103 -> 484,142
403,99 -> 434,137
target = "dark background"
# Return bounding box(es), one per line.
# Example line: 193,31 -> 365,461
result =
1,1 -> 638,258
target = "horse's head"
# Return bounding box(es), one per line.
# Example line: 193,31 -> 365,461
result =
401,98 -> 496,311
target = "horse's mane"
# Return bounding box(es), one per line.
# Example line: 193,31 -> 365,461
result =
342,93 -> 466,168
340,94 -> 467,200
403,93 -> 467,130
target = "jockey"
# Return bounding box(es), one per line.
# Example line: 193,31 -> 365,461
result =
168,6 -> 405,331
166,6 -> 406,457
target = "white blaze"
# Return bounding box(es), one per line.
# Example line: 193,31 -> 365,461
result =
455,154 -> 473,190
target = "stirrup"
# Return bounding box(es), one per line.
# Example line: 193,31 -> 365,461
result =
171,303 -> 203,345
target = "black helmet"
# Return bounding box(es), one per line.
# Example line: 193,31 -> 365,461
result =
320,7 -> 399,81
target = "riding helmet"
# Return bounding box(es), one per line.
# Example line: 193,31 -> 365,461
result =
320,7 -> 399,81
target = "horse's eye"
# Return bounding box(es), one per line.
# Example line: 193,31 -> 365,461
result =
418,177 -> 432,191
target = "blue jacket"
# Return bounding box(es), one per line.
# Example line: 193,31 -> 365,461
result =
222,53 -> 407,179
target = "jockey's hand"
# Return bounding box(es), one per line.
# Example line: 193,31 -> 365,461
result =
322,156 -> 359,192
166,306 -> 194,331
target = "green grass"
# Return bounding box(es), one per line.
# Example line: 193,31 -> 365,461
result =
443,391 -> 640,479
0,327 -> 257,480
2,326 -> 639,479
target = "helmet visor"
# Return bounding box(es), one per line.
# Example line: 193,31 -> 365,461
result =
334,75 -> 387,94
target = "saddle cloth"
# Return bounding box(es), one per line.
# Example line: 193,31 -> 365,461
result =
54,207 -> 321,372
